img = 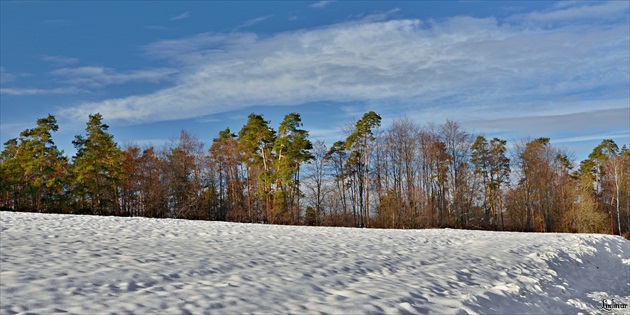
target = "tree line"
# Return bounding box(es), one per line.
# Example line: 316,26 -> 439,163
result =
1,112 -> 628,235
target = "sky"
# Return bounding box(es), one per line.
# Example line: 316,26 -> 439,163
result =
1,0 -> 629,162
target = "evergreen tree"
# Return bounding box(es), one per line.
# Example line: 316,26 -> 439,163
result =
346,111 -> 381,227
0,115 -> 66,212
273,113 -> 313,223
0,138 -> 23,210
471,136 -> 510,228
1,109 -> 627,235
579,139 -> 628,235
72,113 -> 122,215
238,113 -> 276,222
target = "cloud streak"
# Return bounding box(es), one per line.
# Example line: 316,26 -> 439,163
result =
61,1 -> 628,143
170,11 -> 190,21
40,55 -> 79,66
465,106 -> 629,136
0,67 -> 17,84
50,66 -> 177,88
512,0 -> 629,24
234,15 -> 272,31
309,1 -> 334,9
0,87 -> 85,96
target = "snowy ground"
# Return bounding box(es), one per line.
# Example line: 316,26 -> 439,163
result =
0,212 -> 628,314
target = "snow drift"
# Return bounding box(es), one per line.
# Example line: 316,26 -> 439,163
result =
1,212 -> 628,314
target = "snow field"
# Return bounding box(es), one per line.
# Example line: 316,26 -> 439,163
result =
1,212 -> 628,314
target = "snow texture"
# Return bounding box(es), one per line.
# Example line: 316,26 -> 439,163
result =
1,212 -> 628,314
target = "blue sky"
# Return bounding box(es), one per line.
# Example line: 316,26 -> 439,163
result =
1,1 -> 629,162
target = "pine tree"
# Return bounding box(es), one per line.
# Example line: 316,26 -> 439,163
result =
471,136 -> 510,228
1,138 -> 24,210
580,139 -> 628,235
238,113 -> 276,222
0,115 -> 66,212
346,111 -> 381,227
273,113 -> 313,223
72,113 -> 122,215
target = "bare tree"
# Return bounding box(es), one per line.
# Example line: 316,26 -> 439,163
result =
304,140 -> 329,225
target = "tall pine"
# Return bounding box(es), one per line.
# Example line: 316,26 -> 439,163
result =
72,113 -> 122,215
346,111 -> 381,227
0,115 -> 66,212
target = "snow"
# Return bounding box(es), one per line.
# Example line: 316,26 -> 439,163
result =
1,211 -> 628,314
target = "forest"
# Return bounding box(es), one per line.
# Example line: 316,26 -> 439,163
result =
1,112 -> 628,235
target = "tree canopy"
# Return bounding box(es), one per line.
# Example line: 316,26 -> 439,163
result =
1,113 -> 628,236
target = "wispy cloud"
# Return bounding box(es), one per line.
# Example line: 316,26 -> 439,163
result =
510,0 -> 629,24
309,1 -> 334,9
0,67 -> 17,84
288,12 -> 300,21
0,87 -> 85,96
50,66 -> 177,88
344,8 -> 401,24
62,0 -> 629,143
170,11 -> 190,21
553,132 -> 630,145
40,55 -> 79,66
234,15 -> 272,31
143,32 -> 258,63
464,106 -> 629,137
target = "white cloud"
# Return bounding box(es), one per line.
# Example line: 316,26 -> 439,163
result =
40,55 -> 79,66
143,33 -> 258,63
553,132 -> 630,145
50,66 -> 177,88
288,12 -> 300,21
234,15 -> 272,31
170,11 -> 190,21
552,1 -> 582,10
344,8 -> 402,24
511,1 -> 629,24
309,1 -> 334,9
0,67 -> 17,84
464,106 -> 629,136
62,2 -> 629,137
0,87 -> 85,96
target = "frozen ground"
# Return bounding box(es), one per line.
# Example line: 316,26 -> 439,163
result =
1,212 -> 628,314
